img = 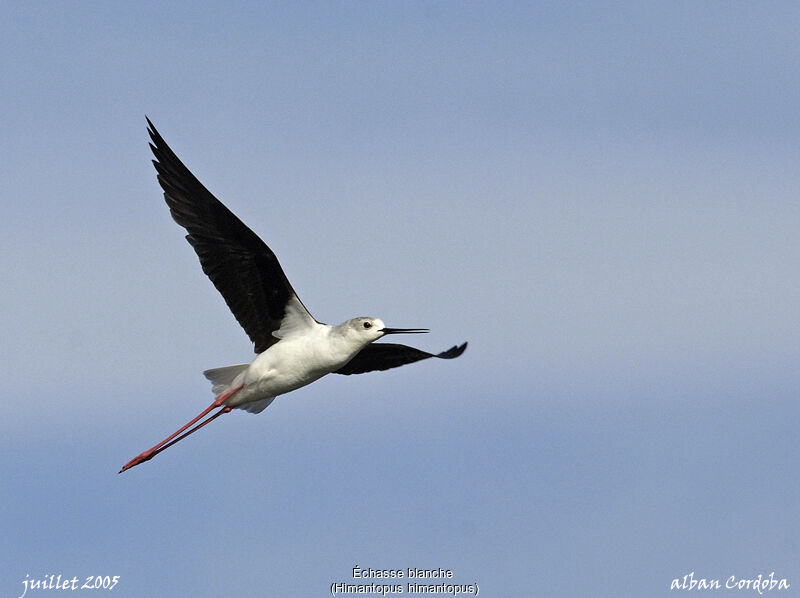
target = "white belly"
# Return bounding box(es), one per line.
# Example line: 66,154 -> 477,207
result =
225,330 -> 351,407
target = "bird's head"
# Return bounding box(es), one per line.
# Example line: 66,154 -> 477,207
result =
344,317 -> 429,345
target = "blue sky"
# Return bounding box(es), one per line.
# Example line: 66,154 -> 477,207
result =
2,2 -> 799,597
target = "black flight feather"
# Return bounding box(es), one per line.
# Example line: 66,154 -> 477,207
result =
147,118 -> 313,353
336,342 -> 468,375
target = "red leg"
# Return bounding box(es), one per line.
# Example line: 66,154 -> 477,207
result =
119,385 -> 243,473
143,405 -> 232,462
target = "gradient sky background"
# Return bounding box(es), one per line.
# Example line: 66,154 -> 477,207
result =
2,2 -> 799,597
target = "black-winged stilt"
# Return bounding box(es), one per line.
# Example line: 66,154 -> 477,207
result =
120,120 -> 467,473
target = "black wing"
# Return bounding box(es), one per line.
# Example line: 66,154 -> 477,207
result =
335,342 -> 467,375
147,118 -> 314,353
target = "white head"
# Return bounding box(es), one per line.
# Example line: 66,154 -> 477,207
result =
341,317 -> 429,347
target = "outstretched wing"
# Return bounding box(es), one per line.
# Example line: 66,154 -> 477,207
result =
335,342 -> 467,375
147,118 -> 315,353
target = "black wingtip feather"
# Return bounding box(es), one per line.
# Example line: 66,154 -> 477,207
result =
439,342 -> 468,359
146,116 -> 158,137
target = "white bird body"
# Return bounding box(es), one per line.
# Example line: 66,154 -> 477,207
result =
220,317 -> 387,411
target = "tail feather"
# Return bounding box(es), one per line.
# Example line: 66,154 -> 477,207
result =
203,364 -> 249,397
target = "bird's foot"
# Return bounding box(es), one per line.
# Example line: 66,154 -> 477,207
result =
119,450 -> 154,473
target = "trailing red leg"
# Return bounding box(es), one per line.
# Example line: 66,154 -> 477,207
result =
119,385 -> 243,473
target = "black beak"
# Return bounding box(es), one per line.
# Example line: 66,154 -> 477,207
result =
380,327 -> 429,335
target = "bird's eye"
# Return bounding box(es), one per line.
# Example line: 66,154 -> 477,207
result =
363,321 -> 372,329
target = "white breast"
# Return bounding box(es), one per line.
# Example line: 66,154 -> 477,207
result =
228,322 -> 359,406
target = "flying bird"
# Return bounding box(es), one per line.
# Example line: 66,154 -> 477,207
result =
119,120 -> 467,472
